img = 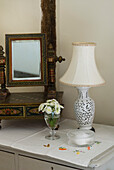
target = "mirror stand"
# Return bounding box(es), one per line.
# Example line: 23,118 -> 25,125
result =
0,46 -> 10,99
41,0 -> 65,98
46,44 -> 65,98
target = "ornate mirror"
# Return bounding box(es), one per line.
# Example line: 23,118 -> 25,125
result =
0,0 -> 64,128
6,33 -> 47,87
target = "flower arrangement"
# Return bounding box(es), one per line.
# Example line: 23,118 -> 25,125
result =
38,99 -> 64,116
39,99 -> 64,139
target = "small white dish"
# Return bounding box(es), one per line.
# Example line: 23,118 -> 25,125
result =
67,129 -> 95,147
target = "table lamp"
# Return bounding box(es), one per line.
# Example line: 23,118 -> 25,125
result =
60,42 -> 105,131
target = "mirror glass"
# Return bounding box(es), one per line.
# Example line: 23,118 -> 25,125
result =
6,33 -> 47,86
12,40 -> 41,80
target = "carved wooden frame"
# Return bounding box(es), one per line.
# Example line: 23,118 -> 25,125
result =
5,33 -> 47,87
41,0 -> 57,96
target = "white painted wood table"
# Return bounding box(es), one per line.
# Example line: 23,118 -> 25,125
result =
0,119 -> 114,170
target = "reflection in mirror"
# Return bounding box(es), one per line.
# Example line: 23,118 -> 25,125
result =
12,40 -> 41,80
6,33 -> 47,87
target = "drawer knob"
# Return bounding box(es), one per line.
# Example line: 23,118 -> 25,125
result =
51,167 -> 54,170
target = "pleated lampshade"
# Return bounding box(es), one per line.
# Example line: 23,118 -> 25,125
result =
60,42 -> 105,87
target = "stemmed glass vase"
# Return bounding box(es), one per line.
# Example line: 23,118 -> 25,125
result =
44,113 -> 60,140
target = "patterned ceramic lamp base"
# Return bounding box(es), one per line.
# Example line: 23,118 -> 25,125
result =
74,87 -> 95,130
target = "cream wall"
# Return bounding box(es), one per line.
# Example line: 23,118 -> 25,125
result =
0,0 -> 114,125
57,0 -> 114,126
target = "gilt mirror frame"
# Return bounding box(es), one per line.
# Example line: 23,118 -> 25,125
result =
6,33 -> 47,87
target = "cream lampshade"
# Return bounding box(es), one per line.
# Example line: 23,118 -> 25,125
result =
60,42 -> 105,131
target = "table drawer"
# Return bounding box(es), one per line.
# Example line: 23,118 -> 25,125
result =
19,155 -> 78,170
0,106 -> 24,117
0,150 -> 15,170
25,106 -> 43,117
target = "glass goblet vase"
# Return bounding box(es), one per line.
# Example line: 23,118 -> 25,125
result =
44,113 -> 60,140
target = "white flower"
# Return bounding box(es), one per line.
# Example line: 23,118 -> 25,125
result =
46,99 -> 58,104
49,102 -> 55,106
60,105 -> 64,109
45,106 -> 52,114
39,103 -> 45,112
38,99 -> 64,115
55,103 -> 61,115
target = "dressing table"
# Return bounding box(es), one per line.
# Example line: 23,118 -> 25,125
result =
0,1 -> 64,127
0,119 -> 114,170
